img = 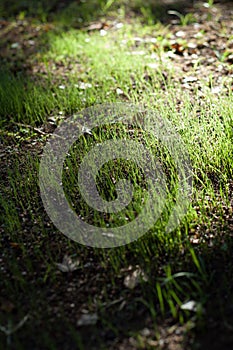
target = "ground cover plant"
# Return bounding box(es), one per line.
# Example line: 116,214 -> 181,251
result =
0,0 -> 233,349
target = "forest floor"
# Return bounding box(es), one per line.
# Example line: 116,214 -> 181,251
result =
0,1 -> 233,349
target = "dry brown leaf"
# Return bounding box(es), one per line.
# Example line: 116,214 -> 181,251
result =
56,255 -> 80,273
124,267 -> 148,289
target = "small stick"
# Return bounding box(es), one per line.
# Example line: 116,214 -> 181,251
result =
11,121 -> 47,135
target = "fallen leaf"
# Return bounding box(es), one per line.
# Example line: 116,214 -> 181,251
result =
81,126 -> 92,135
76,82 -> 92,90
100,29 -> 107,36
115,22 -> 123,29
87,22 -> 103,31
183,76 -> 198,83
140,328 -> 151,337
116,88 -> 124,95
147,62 -> 159,69
9,242 -> 20,249
181,300 -> 198,312
77,313 -> 98,326
11,42 -> 20,49
124,266 -> 148,289
175,30 -> 186,38
211,86 -> 222,94
56,255 -> 80,272
190,238 -> 200,244
171,42 -> 185,55
87,22 -> 109,31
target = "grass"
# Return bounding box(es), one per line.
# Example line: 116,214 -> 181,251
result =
0,0 -> 233,349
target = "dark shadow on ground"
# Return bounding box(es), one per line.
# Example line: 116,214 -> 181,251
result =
190,230 -> 233,350
1,0 -> 196,27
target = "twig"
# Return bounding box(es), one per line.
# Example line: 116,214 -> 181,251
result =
0,314 -> 29,346
12,121 -> 47,135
